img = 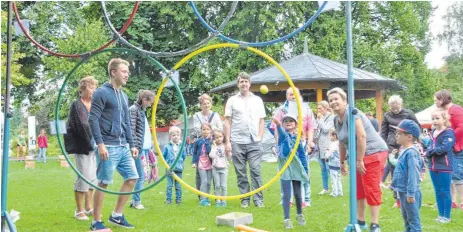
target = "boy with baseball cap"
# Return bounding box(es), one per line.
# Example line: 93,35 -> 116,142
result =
390,119 -> 424,231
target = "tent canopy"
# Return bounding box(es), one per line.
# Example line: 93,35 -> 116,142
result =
416,105 -> 437,129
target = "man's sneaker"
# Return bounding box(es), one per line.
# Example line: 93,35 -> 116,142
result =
176,200 -> 182,205
241,201 -> 249,208
370,223 -> 381,232
296,214 -> 306,226
90,221 -> 107,231
318,189 -> 329,195
451,202 -> 457,208
108,214 -> 134,229
434,216 -> 443,222
438,217 -> 451,223
165,200 -> 172,205
200,199 -> 211,207
130,203 -> 145,210
284,219 -> 293,229
255,202 -> 264,208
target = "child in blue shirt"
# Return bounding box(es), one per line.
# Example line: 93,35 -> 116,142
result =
163,126 -> 187,204
273,114 -> 308,230
391,120 -> 424,232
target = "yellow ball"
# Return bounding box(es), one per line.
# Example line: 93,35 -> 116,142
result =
260,85 -> 269,94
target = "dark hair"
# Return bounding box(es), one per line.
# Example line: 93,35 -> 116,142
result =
434,89 -> 452,106
366,112 -> 372,117
136,90 -> 155,105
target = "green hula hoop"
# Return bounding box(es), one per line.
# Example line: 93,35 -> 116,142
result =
55,48 -> 188,195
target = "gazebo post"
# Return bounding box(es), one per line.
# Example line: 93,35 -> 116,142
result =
375,89 -> 383,125
316,88 -> 323,103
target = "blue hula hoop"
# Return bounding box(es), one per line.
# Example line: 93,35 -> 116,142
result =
189,1 -> 327,47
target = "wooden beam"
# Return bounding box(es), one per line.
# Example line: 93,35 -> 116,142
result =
316,89 -> 323,102
249,82 -> 330,92
376,89 -> 384,127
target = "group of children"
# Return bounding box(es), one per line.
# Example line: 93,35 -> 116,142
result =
162,123 -> 230,207
388,109 -> 457,231
157,107 -> 456,231
15,129 -> 48,163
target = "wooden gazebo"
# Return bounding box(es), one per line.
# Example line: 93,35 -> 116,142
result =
210,41 -> 404,123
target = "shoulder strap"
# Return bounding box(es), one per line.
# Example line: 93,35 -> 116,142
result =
208,112 -> 215,123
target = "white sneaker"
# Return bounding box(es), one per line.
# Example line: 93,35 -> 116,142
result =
130,203 -> 145,210
318,189 -> 329,195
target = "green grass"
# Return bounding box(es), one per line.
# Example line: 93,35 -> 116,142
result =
6,157 -> 462,232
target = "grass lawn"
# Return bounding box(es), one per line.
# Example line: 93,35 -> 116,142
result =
6,157 -> 462,232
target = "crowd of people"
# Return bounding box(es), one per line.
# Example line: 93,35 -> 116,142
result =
61,57 -> 463,231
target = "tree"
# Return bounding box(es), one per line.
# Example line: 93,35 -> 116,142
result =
436,2 -> 463,105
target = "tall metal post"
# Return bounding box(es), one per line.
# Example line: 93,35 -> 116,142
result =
1,2 -> 17,232
345,2 -> 361,232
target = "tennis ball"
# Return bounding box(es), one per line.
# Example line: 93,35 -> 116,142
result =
260,85 -> 269,94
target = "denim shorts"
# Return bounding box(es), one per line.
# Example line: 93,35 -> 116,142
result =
452,151 -> 463,185
96,145 -> 139,184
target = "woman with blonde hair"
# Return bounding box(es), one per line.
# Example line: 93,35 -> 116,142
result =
64,76 -> 99,220
315,100 -> 335,195
191,93 -> 223,199
328,87 -> 388,232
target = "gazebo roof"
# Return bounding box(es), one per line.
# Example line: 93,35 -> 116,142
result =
210,48 -> 404,93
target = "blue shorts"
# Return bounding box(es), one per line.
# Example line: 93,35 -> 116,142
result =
96,145 -> 139,184
452,151 -> 463,185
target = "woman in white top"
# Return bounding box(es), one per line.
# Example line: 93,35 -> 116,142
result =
192,93 -> 223,198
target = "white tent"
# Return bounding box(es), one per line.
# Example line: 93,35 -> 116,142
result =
415,105 -> 437,128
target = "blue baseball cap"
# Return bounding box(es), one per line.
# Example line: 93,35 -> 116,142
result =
390,119 -> 420,139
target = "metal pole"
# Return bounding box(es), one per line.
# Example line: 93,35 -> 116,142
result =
1,2 -> 16,232
345,2 -> 360,232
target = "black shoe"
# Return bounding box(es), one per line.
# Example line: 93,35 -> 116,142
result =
370,223 -> 381,232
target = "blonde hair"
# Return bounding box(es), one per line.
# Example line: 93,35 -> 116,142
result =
327,87 -> 347,101
236,72 -> 251,84
79,76 -> 98,95
199,93 -> 212,105
318,100 -> 331,111
432,110 -> 451,128
169,126 -> 181,135
388,95 -> 403,106
136,90 -> 155,105
108,58 -> 129,78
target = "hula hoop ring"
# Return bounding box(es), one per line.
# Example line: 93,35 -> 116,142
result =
189,1 -> 327,47
100,1 -> 238,57
12,2 -> 140,58
55,48 -> 188,195
153,43 -> 303,200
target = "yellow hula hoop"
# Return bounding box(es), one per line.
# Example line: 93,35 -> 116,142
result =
152,43 -> 302,200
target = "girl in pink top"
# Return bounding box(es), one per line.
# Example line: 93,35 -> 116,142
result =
209,129 -> 230,207
192,123 -> 213,206
37,129 -> 48,163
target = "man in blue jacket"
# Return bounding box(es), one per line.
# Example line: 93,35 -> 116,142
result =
89,58 -> 139,230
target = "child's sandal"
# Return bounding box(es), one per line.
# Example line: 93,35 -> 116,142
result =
74,211 -> 89,220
